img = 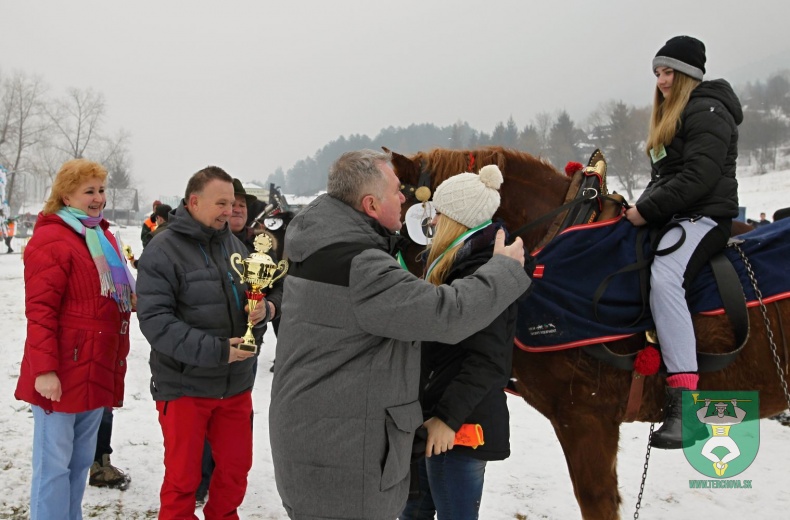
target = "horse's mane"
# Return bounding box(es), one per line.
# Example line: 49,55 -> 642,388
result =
413,146 -> 563,185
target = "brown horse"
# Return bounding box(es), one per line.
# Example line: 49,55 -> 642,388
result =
390,146 -> 790,520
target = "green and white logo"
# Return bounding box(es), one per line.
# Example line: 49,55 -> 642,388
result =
682,391 -> 759,479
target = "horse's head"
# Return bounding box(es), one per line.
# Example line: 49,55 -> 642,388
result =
382,147 -> 424,204
388,146 -> 572,271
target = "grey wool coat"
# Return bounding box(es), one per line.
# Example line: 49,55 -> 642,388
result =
269,194 -> 531,519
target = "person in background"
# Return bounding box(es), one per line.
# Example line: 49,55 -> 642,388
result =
231,178 -> 285,342
400,165 -> 519,520
140,199 -> 162,246
90,202 -> 172,490
88,408 -> 131,491
774,207 -> 790,222
756,212 -> 771,227
625,35 -> 742,449
143,203 -> 172,247
269,149 -> 530,519
2,215 -> 15,253
230,179 -> 260,254
137,166 -> 278,519
14,158 -> 134,519
126,204 -> 172,269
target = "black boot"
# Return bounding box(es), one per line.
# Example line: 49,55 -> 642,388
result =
650,387 -> 705,449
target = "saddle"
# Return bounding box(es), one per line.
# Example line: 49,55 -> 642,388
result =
520,150 -> 753,373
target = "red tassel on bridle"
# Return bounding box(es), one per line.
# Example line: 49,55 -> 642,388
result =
564,161 -> 584,177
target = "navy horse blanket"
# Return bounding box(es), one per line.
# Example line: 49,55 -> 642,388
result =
515,216 -> 790,351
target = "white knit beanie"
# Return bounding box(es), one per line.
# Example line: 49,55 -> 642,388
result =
432,165 -> 503,228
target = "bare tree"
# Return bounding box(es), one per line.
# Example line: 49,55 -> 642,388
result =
591,100 -> 650,200
0,71 -> 50,211
532,111 -> 553,158
47,87 -> 106,159
100,129 -> 133,189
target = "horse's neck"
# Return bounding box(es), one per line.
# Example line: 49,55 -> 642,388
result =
499,169 -> 572,250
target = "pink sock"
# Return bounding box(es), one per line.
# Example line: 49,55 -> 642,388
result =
666,373 -> 699,390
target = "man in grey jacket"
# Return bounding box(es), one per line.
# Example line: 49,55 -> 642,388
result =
269,150 -> 530,519
137,166 -> 279,519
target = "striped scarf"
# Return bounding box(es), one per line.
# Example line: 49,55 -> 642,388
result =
56,207 -> 133,312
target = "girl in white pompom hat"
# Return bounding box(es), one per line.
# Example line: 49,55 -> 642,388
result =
401,164 -> 519,519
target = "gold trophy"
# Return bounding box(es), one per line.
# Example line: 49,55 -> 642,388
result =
230,233 -> 288,353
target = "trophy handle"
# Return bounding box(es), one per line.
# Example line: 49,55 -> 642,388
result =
266,259 -> 289,289
230,253 -> 244,282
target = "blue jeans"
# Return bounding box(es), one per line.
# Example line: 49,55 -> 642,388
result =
399,457 -> 436,520
30,406 -> 103,520
427,451 -> 487,520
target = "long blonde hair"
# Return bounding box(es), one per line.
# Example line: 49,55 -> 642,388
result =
645,71 -> 701,155
425,215 -> 469,286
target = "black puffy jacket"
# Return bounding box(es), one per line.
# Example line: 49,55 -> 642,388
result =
420,224 -> 518,461
137,203 -> 279,401
637,79 -> 743,225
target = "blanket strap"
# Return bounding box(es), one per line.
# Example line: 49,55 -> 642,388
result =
623,372 -> 645,423
694,250 -> 749,371
592,227 -> 652,328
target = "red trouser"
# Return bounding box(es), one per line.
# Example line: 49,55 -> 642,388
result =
156,391 -> 253,520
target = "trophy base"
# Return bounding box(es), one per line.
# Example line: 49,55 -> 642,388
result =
237,342 -> 258,354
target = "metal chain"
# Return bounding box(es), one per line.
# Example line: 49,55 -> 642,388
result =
632,245 -> 788,519
733,243 -> 790,409
633,423 -> 655,519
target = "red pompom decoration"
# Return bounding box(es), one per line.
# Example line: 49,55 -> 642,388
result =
564,161 -> 584,177
633,345 -> 661,376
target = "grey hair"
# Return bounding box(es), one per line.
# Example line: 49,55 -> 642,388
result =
327,149 -> 393,208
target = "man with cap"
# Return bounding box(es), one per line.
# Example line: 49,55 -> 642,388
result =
229,178 -> 280,333
229,179 -> 260,251
269,149 -> 531,519
625,35 -> 742,449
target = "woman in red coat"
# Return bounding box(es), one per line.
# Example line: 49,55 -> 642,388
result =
14,159 -> 134,520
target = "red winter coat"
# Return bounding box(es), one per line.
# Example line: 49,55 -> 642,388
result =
15,213 -> 132,413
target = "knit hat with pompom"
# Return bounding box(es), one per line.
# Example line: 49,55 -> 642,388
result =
432,164 -> 503,228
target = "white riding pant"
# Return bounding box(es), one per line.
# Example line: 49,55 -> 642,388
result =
650,216 -> 719,374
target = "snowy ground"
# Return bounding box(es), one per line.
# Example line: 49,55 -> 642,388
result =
1,168 -> 789,519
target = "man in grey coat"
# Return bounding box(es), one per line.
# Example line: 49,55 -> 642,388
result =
269,149 -> 531,519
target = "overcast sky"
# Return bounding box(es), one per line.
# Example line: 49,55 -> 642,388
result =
3,0 -> 789,201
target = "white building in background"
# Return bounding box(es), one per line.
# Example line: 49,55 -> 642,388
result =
242,181 -> 268,202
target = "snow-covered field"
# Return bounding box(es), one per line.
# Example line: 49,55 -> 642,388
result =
1,169 -> 788,519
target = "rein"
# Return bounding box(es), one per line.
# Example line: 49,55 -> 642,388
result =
507,189 -> 628,246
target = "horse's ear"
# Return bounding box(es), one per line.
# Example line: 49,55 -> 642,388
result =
386,148 -> 419,180
381,146 -> 391,153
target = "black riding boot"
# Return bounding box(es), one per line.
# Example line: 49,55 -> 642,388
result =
650,386 -> 688,450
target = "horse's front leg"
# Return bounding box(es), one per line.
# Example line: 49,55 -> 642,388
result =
551,410 -> 622,520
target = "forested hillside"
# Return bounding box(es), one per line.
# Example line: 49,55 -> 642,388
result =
267,71 -> 790,197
